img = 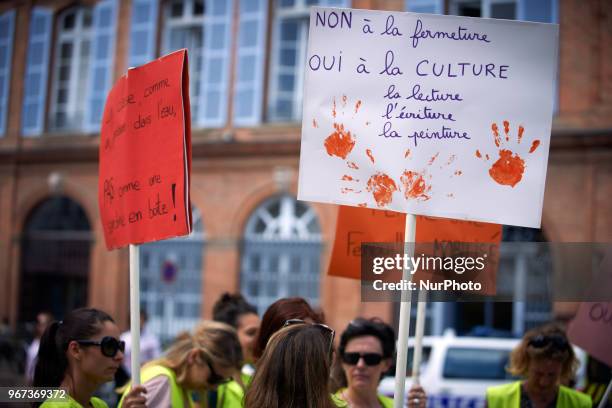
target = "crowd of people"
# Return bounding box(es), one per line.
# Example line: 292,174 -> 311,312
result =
25,293 -> 601,408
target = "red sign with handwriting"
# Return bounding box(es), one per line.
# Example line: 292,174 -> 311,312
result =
99,50 -> 192,250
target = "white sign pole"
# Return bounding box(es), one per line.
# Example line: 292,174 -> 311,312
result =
393,214 -> 417,408
411,290 -> 427,385
129,244 -> 141,386
597,376 -> 612,408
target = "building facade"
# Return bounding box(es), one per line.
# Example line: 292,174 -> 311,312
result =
0,0 -> 611,341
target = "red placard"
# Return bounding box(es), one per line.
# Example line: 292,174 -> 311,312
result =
99,50 -> 192,250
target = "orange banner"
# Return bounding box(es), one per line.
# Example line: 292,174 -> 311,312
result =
328,207 -> 405,279
328,206 -> 501,295
413,216 -> 501,294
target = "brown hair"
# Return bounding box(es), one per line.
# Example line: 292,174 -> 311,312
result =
147,320 -> 242,386
253,297 -> 324,359
508,323 -> 578,384
212,292 -> 257,329
245,324 -> 336,408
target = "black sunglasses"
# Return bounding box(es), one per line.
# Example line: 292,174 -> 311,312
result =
283,319 -> 335,358
76,336 -> 125,358
341,352 -> 384,366
528,334 -> 569,351
202,355 -> 232,386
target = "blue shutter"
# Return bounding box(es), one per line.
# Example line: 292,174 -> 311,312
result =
85,0 -> 118,133
232,0 -> 268,126
199,0 -> 234,128
518,0 -> 558,114
518,0 -> 556,23
128,0 -> 159,68
21,8 -> 52,137
321,0 -> 349,6
405,0 -> 444,14
0,9 -> 15,137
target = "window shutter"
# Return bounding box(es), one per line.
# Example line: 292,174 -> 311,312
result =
21,8 -> 52,137
518,0 -> 558,114
0,10 -> 15,136
321,0 -> 350,7
198,0 -> 234,128
232,0 -> 268,126
128,0 -> 159,68
85,0 -> 118,133
518,0 -> 556,23
405,0 -> 444,14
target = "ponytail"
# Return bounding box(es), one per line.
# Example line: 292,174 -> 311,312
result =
32,321 -> 67,407
212,292 -> 257,328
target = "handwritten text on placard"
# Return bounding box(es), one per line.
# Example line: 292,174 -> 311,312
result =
298,8 -> 558,228
98,50 -> 192,250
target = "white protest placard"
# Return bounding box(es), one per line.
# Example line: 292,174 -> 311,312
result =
298,8 -> 558,228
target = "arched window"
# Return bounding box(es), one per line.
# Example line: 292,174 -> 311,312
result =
240,195 -> 322,313
48,6 -> 93,131
19,196 -> 92,320
139,206 -> 205,344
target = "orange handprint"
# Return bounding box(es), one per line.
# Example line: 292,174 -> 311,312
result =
476,120 -> 540,188
400,170 -> 430,201
321,96 -> 363,160
366,173 -> 397,207
342,146 -> 399,208
324,123 -> 355,159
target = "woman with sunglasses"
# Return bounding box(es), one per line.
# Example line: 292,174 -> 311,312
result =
245,321 -> 337,408
333,318 -> 426,408
119,320 -> 242,408
33,307 -> 145,408
486,323 -> 591,408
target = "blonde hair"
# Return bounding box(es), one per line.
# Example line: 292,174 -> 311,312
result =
147,320 -> 243,386
508,323 -> 578,384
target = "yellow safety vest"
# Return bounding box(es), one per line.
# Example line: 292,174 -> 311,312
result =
40,396 -> 108,408
333,388 -> 394,408
585,382 -> 611,406
118,364 -> 194,408
486,381 -> 591,408
215,372 -> 251,407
